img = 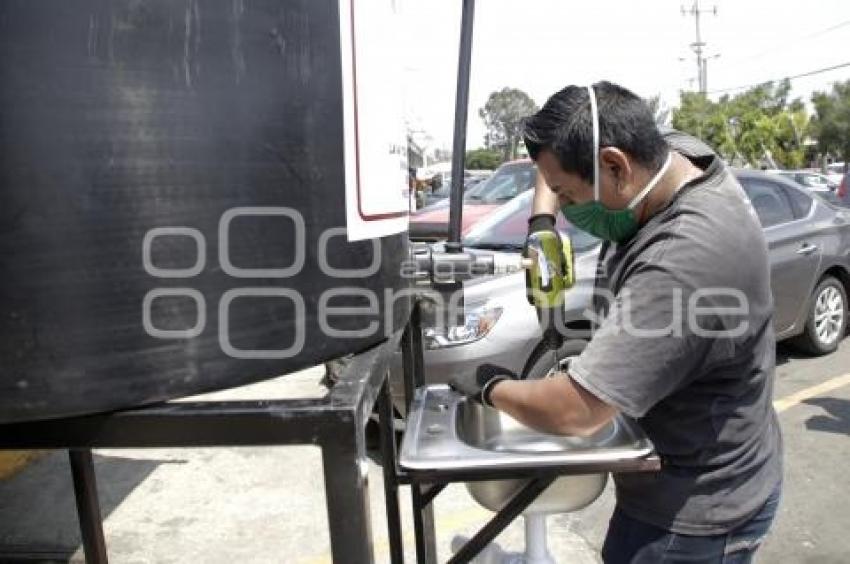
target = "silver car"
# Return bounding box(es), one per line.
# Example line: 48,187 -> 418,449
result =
736,169 -> 850,350
389,170 -> 850,410
774,170 -> 837,193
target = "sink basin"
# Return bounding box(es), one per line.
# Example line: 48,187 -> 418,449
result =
466,470 -> 607,514
455,400 -> 619,454
399,385 -> 657,514
456,400 -> 611,513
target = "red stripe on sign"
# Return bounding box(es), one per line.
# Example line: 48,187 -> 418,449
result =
351,0 -> 408,222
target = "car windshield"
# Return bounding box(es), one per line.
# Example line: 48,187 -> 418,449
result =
463,161 -> 535,203
431,175 -> 491,200
463,179 -> 490,199
462,191 -> 599,252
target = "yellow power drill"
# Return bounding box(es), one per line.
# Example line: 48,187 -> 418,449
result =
523,229 -> 575,376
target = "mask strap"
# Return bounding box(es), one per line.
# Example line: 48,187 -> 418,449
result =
586,85 -> 600,201
626,152 -> 673,210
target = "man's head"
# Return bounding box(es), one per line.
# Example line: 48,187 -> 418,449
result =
523,81 -> 668,210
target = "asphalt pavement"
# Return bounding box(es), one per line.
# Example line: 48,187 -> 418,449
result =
1,339 -> 848,563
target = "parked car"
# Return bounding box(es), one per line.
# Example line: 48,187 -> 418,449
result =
774,170 -> 836,192
420,172 -> 491,208
737,169 -> 850,352
408,159 -> 535,241
390,170 -> 850,411
826,162 -> 846,186
774,170 -> 846,207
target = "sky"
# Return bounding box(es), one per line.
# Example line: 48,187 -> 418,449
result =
398,0 -> 850,151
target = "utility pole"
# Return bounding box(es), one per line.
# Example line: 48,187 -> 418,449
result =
681,0 -> 717,94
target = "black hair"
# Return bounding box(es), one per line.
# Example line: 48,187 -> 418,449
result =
523,81 -> 668,183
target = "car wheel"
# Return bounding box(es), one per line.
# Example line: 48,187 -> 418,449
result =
524,339 -> 588,380
792,276 -> 847,355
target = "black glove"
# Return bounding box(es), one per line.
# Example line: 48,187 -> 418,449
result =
524,214 -> 561,305
449,364 -> 517,407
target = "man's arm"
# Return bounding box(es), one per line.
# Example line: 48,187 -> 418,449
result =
489,373 -> 617,437
532,169 -> 559,215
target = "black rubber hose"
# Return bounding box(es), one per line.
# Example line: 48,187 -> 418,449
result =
521,304 -> 566,379
520,338 -> 552,379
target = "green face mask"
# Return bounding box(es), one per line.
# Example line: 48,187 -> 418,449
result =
561,200 -> 640,243
561,86 -> 672,243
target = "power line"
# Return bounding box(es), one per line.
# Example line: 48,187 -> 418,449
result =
706,61 -> 850,95
731,19 -> 850,63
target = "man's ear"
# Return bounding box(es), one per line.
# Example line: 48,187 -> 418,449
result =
599,147 -> 632,195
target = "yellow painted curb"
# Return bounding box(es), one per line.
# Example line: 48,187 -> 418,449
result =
0,451 -> 44,481
774,372 -> 850,413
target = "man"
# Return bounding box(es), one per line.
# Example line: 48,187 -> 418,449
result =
450,82 -> 782,563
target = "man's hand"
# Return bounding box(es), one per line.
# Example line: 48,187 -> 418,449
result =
449,364 -> 517,407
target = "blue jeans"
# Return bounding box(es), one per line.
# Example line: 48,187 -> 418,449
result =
601,482 -> 781,564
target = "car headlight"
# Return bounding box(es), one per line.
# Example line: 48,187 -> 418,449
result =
423,303 -> 504,349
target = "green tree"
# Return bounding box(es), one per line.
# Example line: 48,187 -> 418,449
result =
672,80 -> 807,168
672,92 -> 718,143
811,79 -> 850,167
465,148 -> 502,170
774,104 -> 809,169
479,87 -> 538,161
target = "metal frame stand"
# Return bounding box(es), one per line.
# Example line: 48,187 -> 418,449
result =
384,300 -> 661,564
0,333 -> 406,564
382,300 -> 563,564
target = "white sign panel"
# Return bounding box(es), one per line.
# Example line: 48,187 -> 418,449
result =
340,0 -> 410,241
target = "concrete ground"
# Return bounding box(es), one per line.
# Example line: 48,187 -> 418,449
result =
1,339 -> 849,563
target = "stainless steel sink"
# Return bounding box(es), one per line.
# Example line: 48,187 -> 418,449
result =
400,385 -> 656,514
457,400 -> 611,513
456,399 -> 619,454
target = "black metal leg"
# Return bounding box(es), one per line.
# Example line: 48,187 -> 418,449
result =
401,304 -> 439,564
69,449 -> 108,564
378,379 -> 405,564
411,485 -> 438,564
447,477 -> 556,564
322,432 -> 375,563
402,304 -> 423,412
